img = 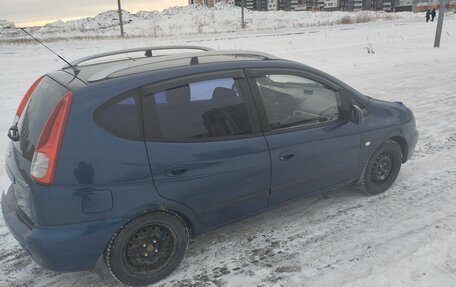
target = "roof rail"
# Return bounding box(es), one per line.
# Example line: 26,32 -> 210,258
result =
214,50 -> 278,60
63,45 -> 215,68
87,50 -> 279,82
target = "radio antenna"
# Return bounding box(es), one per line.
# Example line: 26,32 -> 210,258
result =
20,27 -> 75,69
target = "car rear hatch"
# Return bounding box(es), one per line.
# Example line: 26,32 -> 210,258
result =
6,75 -> 70,224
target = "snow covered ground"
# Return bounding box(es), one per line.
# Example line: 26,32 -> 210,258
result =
1,14 -> 456,287
0,5 -> 423,41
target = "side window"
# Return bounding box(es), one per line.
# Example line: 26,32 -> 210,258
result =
95,91 -> 141,140
254,74 -> 340,130
149,78 -> 252,140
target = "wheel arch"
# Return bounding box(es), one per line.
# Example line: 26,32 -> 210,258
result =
120,201 -> 203,238
162,209 -> 195,238
389,136 -> 408,163
355,135 -> 406,186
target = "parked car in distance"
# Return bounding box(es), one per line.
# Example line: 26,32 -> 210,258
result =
2,46 -> 418,286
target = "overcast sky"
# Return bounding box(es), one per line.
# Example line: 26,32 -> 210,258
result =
1,0 -> 188,26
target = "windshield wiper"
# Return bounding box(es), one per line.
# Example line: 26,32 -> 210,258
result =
8,125 -> 20,142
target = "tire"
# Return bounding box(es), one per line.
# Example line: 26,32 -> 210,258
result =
360,140 -> 402,195
104,212 -> 189,286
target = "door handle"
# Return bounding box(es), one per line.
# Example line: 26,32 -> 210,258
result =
166,167 -> 187,176
279,151 -> 296,161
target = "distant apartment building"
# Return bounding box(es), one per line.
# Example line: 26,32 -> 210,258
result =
231,0 -> 373,10
234,0 -> 268,10
392,0 -> 454,11
337,0 -> 392,11
188,0 -> 226,6
398,0 -> 415,6
324,0 -> 339,10
231,0 -> 307,10
191,0 -> 456,11
414,0 -> 455,11
267,0 -> 278,10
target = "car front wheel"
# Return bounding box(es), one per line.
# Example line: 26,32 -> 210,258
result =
361,140 -> 402,195
105,212 -> 189,286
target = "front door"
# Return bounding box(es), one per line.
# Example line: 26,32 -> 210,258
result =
142,71 -> 270,227
247,70 -> 361,206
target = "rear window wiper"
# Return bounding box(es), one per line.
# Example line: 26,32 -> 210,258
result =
8,124 -> 20,142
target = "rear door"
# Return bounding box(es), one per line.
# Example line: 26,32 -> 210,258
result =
247,69 -> 361,206
142,70 -> 271,227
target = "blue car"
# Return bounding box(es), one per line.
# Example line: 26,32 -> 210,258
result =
2,46 -> 418,286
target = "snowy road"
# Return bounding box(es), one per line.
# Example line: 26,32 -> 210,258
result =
1,16 -> 456,286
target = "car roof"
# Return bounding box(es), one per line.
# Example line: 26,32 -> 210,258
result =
59,46 -> 281,84
48,46 -> 363,101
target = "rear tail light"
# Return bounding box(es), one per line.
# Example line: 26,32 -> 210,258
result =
14,76 -> 44,124
31,92 -> 73,185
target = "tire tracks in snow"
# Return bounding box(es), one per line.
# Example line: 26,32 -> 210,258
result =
157,141 -> 456,286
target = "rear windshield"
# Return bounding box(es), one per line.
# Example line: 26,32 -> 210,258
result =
15,76 -> 69,161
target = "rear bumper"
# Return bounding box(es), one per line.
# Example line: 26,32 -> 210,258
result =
1,189 -> 125,272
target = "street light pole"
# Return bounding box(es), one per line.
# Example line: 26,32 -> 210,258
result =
117,0 -> 125,37
434,0 -> 445,47
241,0 -> 245,29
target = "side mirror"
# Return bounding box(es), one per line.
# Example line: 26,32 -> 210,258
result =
350,105 -> 364,124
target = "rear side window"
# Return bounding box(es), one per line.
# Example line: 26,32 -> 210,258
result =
17,76 -> 69,161
95,90 -> 142,140
146,78 -> 253,140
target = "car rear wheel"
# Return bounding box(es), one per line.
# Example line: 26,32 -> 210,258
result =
361,140 -> 402,195
105,212 -> 189,286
